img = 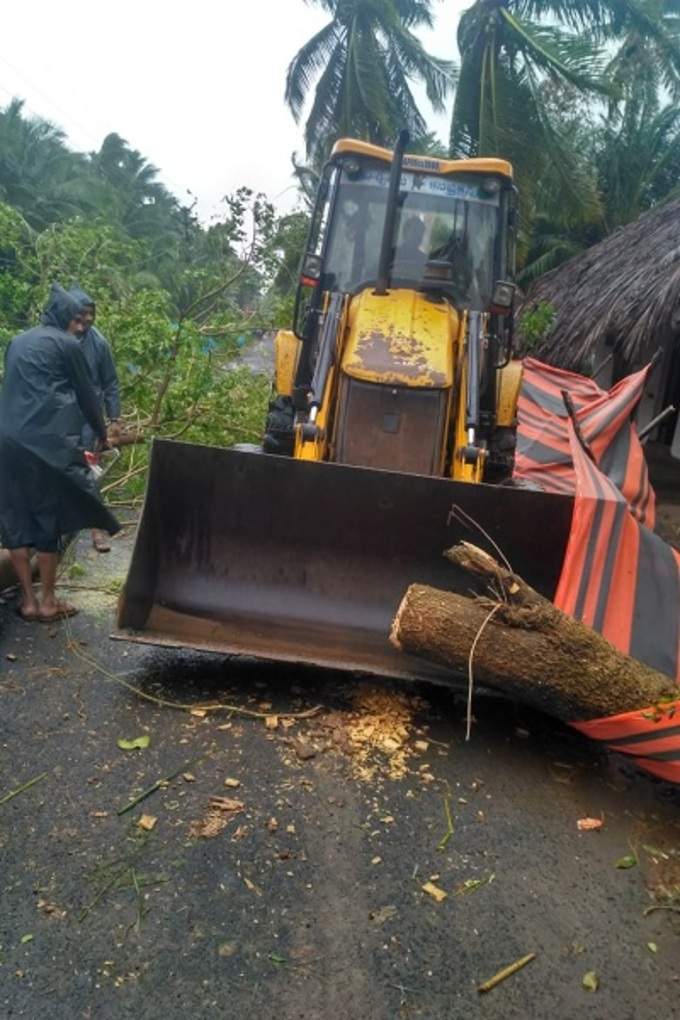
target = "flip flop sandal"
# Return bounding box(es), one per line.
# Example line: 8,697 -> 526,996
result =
38,604 -> 79,622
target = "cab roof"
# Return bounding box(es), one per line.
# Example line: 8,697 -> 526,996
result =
331,138 -> 513,180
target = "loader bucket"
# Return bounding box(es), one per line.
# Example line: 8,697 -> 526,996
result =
115,439 -> 574,685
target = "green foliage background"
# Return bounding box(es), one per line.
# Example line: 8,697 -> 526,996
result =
0,120 -> 309,500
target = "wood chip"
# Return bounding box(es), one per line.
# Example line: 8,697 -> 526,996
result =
267,817 -> 279,832
422,881 -> 447,903
224,777 -> 241,788
479,953 -> 536,993
243,877 -> 262,895
189,797 -> 244,839
190,709 -> 207,719
210,797 -> 244,813
577,817 -> 603,831
286,823 -> 296,834
265,715 -> 279,730
295,740 -> 317,760
369,905 -> 397,924
138,814 -> 157,831
414,740 -> 429,753
182,772 -> 196,783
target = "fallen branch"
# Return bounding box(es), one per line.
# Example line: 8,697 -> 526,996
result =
391,543 -> 676,722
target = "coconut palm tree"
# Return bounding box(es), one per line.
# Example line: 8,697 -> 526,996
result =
285,0 -> 454,161
519,93 -> 680,284
0,99 -> 96,229
450,0 -> 680,223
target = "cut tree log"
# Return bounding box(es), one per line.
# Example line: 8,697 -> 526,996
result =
390,542 -> 677,722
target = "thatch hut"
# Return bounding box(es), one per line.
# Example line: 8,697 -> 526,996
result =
521,199 -> 680,452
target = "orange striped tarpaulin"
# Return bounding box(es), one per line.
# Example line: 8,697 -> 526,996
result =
514,358 -> 655,526
514,360 -> 680,781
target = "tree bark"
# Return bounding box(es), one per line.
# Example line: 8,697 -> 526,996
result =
390,542 -> 676,721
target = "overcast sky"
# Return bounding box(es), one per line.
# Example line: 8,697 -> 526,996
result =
1,0 -> 466,219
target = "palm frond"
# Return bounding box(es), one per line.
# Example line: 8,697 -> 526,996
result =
500,9 -> 609,93
304,39 -> 349,159
285,20 -> 342,121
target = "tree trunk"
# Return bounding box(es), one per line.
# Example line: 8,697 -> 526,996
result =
390,543 -> 676,721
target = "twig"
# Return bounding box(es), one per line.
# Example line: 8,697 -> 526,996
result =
478,953 -> 537,994
117,760 -> 195,816
130,867 -> 145,932
64,622 -> 322,719
447,504 -> 512,572
466,603 -> 502,741
436,796 -> 454,851
101,463 -> 148,495
79,868 -> 125,922
643,904 -> 680,916
0,771 -> 48,806
56,583 -> 120,593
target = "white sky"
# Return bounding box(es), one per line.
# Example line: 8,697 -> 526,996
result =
0,0 -> 466,220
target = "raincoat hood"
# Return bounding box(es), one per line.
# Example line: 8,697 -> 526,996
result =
68,285 -> 96,314
42,284 -> 81,331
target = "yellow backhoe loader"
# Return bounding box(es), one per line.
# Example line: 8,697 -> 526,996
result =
115,132 -> 573,683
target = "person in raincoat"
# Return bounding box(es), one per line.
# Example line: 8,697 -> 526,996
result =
0,284 -> 120,621
69,285 -> 121,553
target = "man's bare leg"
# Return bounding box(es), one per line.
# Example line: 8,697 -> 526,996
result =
8,548 -> 38,619
37,551 -> 77,621
92,529 -> 111,553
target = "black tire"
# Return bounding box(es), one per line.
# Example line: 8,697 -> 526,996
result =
486,425 -> 517,483
263,395 -> 295,456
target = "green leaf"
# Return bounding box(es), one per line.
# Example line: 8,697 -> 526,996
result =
269,952 -> 286,965
615,854 -> 637,869
647,942 -> 658,953
67,562 -> 86,579
117,735 -> 150,751
582,970 -> 599,992
20,934 -> 33,944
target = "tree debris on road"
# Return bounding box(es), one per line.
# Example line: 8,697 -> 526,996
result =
478,952 -> 537,993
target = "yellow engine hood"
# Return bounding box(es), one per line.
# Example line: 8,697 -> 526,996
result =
342,288 -> 457,389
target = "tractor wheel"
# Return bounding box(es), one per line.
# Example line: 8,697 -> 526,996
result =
262,395 -> 295,455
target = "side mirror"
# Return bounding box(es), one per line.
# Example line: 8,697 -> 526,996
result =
489,280 -> 515,316
300,252 -> 323,288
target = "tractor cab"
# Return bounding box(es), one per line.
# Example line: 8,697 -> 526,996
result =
268,135 -> 519,482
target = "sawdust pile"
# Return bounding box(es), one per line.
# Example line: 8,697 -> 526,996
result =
189,796 -> 244,839
344,685 -> 423,781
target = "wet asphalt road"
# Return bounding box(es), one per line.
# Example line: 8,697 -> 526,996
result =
1,530 -> 680,1020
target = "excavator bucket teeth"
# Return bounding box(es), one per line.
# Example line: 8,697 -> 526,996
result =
115,439 -> 574,684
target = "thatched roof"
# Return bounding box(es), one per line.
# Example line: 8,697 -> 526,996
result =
521,199 -> 680,372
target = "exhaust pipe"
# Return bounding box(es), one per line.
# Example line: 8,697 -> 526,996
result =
374,129 -> 410,296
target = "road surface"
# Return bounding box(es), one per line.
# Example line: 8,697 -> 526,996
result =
1,527 -> 679,1019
